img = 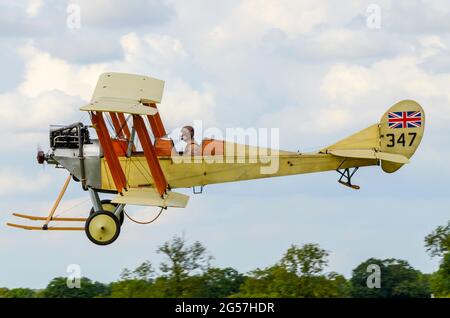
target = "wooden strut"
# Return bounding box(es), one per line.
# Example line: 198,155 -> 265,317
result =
146,103 -> 166,138
109,112 -> 125,138
117,112 -> 132,140
43,174 -> 71,229
133,114 -> 168,196
92,112 -> 127,193
13,213 -> 87,222
7,223 -> 84,231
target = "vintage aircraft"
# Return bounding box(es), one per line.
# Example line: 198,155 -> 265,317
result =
7,73 -> 425,245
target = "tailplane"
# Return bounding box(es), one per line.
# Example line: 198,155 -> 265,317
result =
322,100 -> 425,173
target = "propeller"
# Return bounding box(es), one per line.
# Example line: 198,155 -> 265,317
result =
36,144 -> 47,170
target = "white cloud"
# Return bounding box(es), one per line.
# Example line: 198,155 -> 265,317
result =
26,0 -> 44,17
321,56 -> 450,126
3,32 -> 216,140
259,49 -> 450,147
18,43 -> 106,100
74,0 -> 173,28
161,80 -> 216,129
238,0 -> 328,37
0,91 -> 81,133
119,32 -> 187,72
0,168 -> 52,195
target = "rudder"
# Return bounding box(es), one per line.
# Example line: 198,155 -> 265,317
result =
380,100 -> 425,173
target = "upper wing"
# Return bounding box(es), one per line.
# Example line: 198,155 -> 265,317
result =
80,72 -> 165,115
80,98 -> 158,116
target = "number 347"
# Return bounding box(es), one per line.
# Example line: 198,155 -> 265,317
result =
385,132 -> 417,147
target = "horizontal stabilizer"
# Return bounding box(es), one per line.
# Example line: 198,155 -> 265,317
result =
328,149 -> 409,164
112,188 -> 189,208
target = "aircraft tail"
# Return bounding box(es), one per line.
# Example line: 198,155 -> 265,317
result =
321,100 -> 425,173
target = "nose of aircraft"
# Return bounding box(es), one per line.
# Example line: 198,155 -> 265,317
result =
37,150 -> 46,164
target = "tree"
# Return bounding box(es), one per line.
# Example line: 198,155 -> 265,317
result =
200,267 -> 246,298
2,288 -> 35,298
425,221 -> 450,297
235,243 -> 350,298
280,244 -> 329,276
425,221 -> 450,257
157,234 -> 212,297
41,277 -> 110,298
110,279 -> 154,298
0,288 -> 9,298
236,265 -> 302,298
112,261 -> 156,298
350,258 -> 430,298
120,261 -> 155,281
429,253 -> 450,297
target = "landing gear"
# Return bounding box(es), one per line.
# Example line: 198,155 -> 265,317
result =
85,211 -> 120,245
86,188 -> 126,245
336,167 -> 360,190
90,199 -> 125,226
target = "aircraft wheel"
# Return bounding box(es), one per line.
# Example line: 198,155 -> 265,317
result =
90,199 -> 124,226
85,211 -> 120,246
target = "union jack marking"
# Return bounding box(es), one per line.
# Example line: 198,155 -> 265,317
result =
388,111 -> 422,129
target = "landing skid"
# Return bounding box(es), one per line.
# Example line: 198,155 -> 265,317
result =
6,174 -> 85,231
336,167 -> 360,190
7,174 -> 127,246
6,175 -> 86,231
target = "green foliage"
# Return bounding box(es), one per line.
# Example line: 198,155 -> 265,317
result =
280,244 -> 329,276
201,267 -> 246,298
0,288 -> 9,298
0,288 -> 36,298
1,228 -> 448,298
110,279 -> 154,298
350,258 -> 430,298
157,234 -> 213,297
429,253 -> 450,297
120,261 -> 154,281
234,243 -> 350,298
425,220 -> 450,257
425,221 -> 450,297
41,277 -> 110,298
158,234 -> 212,278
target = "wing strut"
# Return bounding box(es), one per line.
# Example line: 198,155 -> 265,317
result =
92,112 -> 127,193
117,112 -> 132,140
109,112 -> 125,138
146,103 -> 166,138
133,115 -> 167,196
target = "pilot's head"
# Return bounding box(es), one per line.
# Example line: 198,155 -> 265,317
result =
181,126 -> 194,142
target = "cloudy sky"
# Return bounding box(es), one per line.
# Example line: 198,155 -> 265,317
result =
0,0 -> 449,289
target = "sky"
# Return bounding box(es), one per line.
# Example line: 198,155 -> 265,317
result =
0,0 -> 449,289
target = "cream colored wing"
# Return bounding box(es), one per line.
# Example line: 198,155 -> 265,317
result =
80,72 -> 165,115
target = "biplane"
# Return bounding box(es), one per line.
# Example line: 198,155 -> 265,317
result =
7,73 -> 425,245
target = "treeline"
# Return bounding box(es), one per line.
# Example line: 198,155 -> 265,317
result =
1,221 -> 449,298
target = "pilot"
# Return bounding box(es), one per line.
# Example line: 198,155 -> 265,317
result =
181,126 -> 201,156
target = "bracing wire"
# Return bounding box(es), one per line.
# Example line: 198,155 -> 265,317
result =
53,198 -> 91,218
124,207 -> 165,225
